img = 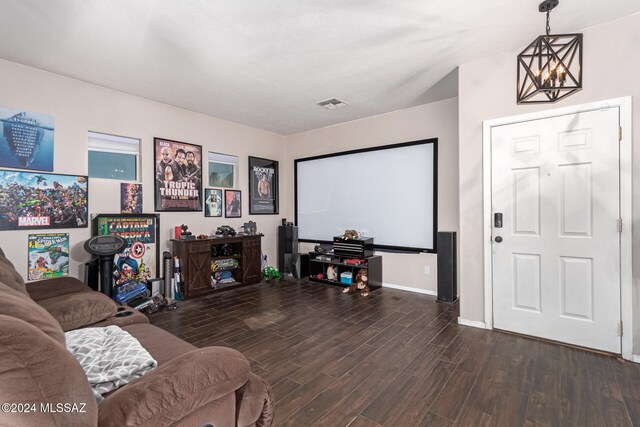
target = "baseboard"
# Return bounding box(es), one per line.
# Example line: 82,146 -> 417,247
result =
382,283 -> 437,296
632,354 -> 640,364
458,317 -> 488,329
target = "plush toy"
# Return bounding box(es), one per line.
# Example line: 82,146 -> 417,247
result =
326,264 -> 337,281
343,268 -> 370,296
342,229 -> 360,240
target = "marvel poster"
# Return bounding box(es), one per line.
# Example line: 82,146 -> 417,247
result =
93,214 -> 159,284
154,137 -> 202,211
0,106 -> 54,172
0,170 -> 88,230
248,156 -> 278,214
121,183 -> 142,214
27,233 -> 69,281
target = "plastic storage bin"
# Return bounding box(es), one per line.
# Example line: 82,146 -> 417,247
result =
340,272 -> 352,284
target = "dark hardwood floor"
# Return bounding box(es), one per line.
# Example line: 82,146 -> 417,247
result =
149,278 -> 640,426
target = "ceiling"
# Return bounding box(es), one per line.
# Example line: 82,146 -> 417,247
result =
0,1 -> 639,135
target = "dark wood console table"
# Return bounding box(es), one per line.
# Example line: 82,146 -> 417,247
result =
171,234 -> 262,299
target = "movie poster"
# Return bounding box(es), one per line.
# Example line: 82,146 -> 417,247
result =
94,214 -> 159,284
0,170 -> 88,231
0,106 -> 54,172
225,189 -> 242,218
204,188 -> 222,217
27,233 -> 69,281
248,156 -> 278,214
121,183 -> 142,214
154,137 -> 202,211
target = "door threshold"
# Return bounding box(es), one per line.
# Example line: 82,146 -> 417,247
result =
493,327 -> 621,359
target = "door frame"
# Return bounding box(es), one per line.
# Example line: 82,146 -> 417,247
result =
482,96 -> 633,359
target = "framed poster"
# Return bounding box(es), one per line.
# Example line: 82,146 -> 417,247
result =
154,137 -> 202,211
0,169 -> 88,230
225,190 -> 242,218
27,233 -> 69,281
92,214 -> 160,284
204,188 -> 223,217
248,156 -> 278,214
0,106 -> 54,171
121,183 -> 142,214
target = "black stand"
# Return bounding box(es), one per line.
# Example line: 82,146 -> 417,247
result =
99,255 -> 116,298
83,235 -> 128,299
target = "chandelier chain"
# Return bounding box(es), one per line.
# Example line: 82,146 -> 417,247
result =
546,10 -> 551,35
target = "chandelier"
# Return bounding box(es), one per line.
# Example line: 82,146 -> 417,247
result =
517,0 -> 582,104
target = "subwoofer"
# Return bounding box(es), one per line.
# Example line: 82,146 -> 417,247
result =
437,231 -> 457,303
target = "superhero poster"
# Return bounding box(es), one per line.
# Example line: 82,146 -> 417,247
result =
0,170 -> 88,230
93,214 -> 159,285
27,233 -> 69,281
153,137 -> 202,212
121,183 -> 142,214
0,105 -> 54,172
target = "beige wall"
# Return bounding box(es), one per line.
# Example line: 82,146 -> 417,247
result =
283,97 -> 459,293
0,59 -> 285,279
458,13 -> 640,349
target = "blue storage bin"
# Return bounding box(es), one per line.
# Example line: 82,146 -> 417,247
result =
340,272 -> 352,284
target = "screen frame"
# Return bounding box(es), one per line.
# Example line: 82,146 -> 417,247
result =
294,138 -> 438,253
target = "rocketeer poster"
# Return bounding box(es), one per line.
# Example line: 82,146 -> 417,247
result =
154,137 -> 202,211
27,233 -> 69,281
0,106 -> 54,172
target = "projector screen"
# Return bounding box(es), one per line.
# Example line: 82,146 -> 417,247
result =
295,139 -> 437,252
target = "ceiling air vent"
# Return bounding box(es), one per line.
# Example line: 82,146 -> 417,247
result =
317,98 -> 348,110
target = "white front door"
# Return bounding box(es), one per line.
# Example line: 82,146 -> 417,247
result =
491,108 -> 621,353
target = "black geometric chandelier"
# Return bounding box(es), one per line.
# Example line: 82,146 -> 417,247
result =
517,0 -> 582,104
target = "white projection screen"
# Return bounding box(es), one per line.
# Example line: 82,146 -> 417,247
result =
295,139 -> 437,252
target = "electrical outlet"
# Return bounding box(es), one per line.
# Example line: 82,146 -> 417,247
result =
424,266 -> 430,275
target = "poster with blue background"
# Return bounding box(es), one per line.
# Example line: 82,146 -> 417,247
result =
0,106 -> 54,171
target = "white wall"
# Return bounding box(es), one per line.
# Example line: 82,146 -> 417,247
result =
458,13 -> 640,350
0,59 -> 285,280
283,97 -> 459,293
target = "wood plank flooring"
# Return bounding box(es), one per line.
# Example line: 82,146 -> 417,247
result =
149,278 -> 640,426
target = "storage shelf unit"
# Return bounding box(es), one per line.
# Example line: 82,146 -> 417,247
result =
171,234 -> 262,299
308,252 -> 382,290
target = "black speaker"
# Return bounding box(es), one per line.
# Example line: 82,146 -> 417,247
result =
278,225 -> 298,273
437,231 -> 457,303
84,257 -> 99,291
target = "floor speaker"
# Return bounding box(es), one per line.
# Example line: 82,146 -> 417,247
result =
278,225 -> 298,274
437,231 -> 457,303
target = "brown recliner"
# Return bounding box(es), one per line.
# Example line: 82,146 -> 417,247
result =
0,251 -> 274,427
0,247 -> 148,330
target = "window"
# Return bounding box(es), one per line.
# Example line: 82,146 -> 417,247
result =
88,131 -> 140,181
208,152 -> 238,188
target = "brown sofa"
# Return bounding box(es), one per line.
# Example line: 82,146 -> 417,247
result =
0,250 -> 274,427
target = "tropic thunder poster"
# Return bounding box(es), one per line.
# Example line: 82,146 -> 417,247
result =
94,214 -> 159,284
27,233 -> 69,281
0,106 -> 54,171
0,170 -> 88,230
154,137 -> 202,211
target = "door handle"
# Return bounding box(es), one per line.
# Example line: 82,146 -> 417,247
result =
495,236 -> 503,243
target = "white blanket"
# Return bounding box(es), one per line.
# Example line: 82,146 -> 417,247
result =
65,325 -> 157,401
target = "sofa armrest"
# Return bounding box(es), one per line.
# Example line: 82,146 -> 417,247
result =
38,292 -> 117,331
98,346 -> 250,427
